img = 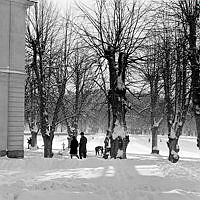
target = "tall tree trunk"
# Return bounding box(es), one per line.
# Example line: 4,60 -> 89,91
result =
31,131 -> 37,148
73,63 -> 80,137
40,109 -> 53,157
28,51 -> 39,149
151,126 -> 158,153
107,101 -> 111,129
150,82 -> 160,154
39,79 -> 52,157
188,19 -> 200,148
44,79 -> 67,157
43,133 -> 54,158
106,48 -> 129,159
167,116 -> 183,163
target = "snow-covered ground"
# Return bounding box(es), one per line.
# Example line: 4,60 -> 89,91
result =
0,134 -> 200,200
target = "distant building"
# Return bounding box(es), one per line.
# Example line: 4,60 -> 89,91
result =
0,0 -> 34,158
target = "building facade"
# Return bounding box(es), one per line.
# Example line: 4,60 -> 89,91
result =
0,0 -> 34,158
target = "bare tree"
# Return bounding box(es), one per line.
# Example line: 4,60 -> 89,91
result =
156,2 -> 191,162
25,59 -> 39,148
26,0 -> 72,157
66,44 -> 96,136
176,0 -> 200,148
91,58 -> 111,129
77,0 -> 153,158
137,33 -> 163,154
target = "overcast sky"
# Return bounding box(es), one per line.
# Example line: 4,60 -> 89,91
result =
53,0 -> 92,10
53,0 -> 72,8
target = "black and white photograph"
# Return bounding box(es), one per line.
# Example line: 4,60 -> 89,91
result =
0,0 -> 200,199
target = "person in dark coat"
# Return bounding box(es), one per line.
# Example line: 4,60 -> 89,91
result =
70,136 -> 79,159
79,132 -> 87,159
103,130 -> 111,159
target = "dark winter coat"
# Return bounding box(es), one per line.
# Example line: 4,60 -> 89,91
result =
104,136 -> 109,148
70,137 -> 79,155
118,136 -> 123,150
79,136 -> 87,153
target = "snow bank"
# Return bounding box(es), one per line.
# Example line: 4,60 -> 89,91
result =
0,135 -> 200,200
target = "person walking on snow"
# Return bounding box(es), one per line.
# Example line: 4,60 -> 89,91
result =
79,132 -> 87,159
70,136 -> 79,159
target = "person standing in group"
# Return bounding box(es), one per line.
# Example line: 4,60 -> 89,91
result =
103,130 -> 111,159
79,132 -> 87,159
70,136 -> 79,159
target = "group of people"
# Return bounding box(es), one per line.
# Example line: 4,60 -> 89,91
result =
103,129 -> 130,159
69,132 -> 87,159
69,125 -> 130,159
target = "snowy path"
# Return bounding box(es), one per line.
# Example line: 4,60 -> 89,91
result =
0,135 -> 200,200
0,154 -> 200,200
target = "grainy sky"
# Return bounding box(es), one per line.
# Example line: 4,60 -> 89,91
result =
53,0 -> 92,10
53,0 -> 72,8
